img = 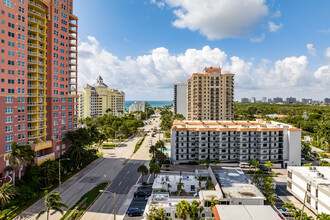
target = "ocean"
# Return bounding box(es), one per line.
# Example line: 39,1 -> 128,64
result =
125,101 -> 173,110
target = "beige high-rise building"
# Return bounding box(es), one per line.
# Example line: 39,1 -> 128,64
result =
78,76 -> 125,118
187,67 -> 234,120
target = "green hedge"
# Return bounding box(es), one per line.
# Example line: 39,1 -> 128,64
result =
134,134 -> 147,153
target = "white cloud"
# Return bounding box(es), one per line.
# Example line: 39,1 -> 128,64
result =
78,36 -> 330,100
151,0 -> 269,40
268,21 -> 283,32
150,0 -> 165,9
325,47 -> 330,58
306,44 -> 316,56
250,33 -> 265,42
271,10 -> 281,18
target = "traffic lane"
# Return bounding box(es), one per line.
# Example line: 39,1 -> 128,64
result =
89,160 -> 146,215
276,184 -> 292,197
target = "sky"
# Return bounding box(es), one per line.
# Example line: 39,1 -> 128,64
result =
74,0 -> 330,101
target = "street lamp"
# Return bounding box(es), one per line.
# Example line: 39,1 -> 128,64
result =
99,190 -> 116,220
59,158 -> 70,186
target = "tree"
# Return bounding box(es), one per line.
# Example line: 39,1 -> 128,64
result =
265,161 -> 275,173
177,179 -> 185,195
207,196 -> 219,210
146,206 -> 167,220
155,151 -> 167,165
282,202 -> 296,215
17,144 -> 36,180
149,145 -> 158,158
137,164 -> 149,184
317,212 -> 330,220
0,183 -> 17,209
4,142 -> 23,186
197,175 -> 203,191
36,191 -> 68,220
206,178 -> 214,190
38,160 -> 58,187
189,200 -> 204,220
248,158 -> 260,174
176,200 -> 190,220
149,162 -> 161,179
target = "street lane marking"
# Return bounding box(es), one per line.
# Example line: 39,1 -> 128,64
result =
79,185 -> 84,189
127,170 -> 130,174
101,204 -> 105,211
147,174 -> 151,183
80,182 -> 113,220
119,181 -> 122,186
135,175 -> 142,185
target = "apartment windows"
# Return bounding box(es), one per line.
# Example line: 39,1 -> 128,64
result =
316,189 -> 318,197
288,171 -> 292,179
5,116 -> 13,123
5,107 -> 13,114
5,144 -> 12,152
8,22 -> 14,28
5,126 -> 13,133
5,135 -> 13,142
3,0 -> 14,8
5,97 -> 13,103
307,183 -> 311,192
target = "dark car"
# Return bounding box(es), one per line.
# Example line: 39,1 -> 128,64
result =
127,207 -> 144,217
134,191 -> 150,198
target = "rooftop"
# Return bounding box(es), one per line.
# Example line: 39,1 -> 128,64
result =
171,119 -> 300,131
288,166 -> 330,190
213,169 -> 265,199
213,205 -> 282,220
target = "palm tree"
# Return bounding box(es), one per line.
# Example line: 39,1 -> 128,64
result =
317,212 -> 330,220
36,191 -> 68,220
265,161 -> 275,173
207,196 -> 219,210
282,202 -> 296,216
248,158 -> 260,174
17,144 -> 36,180
4,142 -> 22,186
177,179 -> 184,195
146,206 -> 167,220
176,200 -> 190,220
197,175 -> 203,191
149,145 -> 158,158
137,164 -> 149,184
206,178 -> 214,190
0,183 -> 18,209
149,162 -> 161,179
189,200 -> 204,220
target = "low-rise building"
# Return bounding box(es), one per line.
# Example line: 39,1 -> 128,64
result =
129,101 -> 146,113
144,167 -> 266,219
287,166 -> 330,215
213,205 -> 282,220
171,119 -> 301,167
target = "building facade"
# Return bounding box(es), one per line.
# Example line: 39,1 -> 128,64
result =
187,67 -> 234,120
173,83 -> 187,118
287,166 -> 330,215
171,119 -> 301,167
0,0 -> 78,174
128,101 -> 145,113
78,76 -> 125,118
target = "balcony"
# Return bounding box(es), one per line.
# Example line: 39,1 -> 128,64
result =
28,109 -> 44,114
28,93 -> 44,97
28,85 -> 44,89
28,76 -> 44,81
28,0 -> 44,10
28,117 -> 44,122
69,47 -> 76,52
69,27 -> 77,33
28,8 -> 45,19
28,133 -> 45,140
37,152 -> 55,165
28,125 -> 45,131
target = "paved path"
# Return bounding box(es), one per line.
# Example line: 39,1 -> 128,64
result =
17,115 -> 161,220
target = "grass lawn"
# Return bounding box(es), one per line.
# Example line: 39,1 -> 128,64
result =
61,182 -> 108,220
102,143 -> 119,149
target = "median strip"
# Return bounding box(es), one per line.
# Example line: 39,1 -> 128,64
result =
134,134 -> 147,153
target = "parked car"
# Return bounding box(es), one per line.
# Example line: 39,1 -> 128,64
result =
278,208 -> 293,217
127,207 -> 144,217
134,191 -> 150,198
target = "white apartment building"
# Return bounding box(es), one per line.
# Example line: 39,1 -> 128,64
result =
287,166 -> 330,215
173,83 -> 187,118
171,119 -> 301,167
129,101 -> 146,113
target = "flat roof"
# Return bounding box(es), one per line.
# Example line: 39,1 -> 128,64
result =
213,205 -> 282,220
288,166 -> 330,190
214,169 -> 265,200
171,119 -> 299,131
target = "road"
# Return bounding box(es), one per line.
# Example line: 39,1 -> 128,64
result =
17,115 -> 162,220
81,116 -> 162,220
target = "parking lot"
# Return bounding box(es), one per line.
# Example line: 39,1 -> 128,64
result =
124,185 -> 153,219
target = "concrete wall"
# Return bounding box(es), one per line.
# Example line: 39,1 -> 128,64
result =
287,130 -> 301,166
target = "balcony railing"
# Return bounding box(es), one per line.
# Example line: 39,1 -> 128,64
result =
29,0 -> 44,10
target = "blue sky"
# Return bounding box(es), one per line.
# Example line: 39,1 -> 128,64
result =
75,0 -> 330,101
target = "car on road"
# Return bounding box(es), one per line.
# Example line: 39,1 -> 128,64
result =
134,191 -> 150,198
127,207 -> 144,217
278,208 -> 293,217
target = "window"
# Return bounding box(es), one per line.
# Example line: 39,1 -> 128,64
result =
5,126 -> 13,133
316,189 -> 318,197
3,0 -> 14,8
288,171 -> 292,179
5,135 -> 13,142
5,107 -> 13,113
307,183 -> 311,192
190,185 -> 195,191
5,97 -> 13,103
5,116 -> 13,123
5,144 -> 12,152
